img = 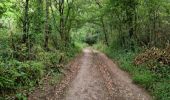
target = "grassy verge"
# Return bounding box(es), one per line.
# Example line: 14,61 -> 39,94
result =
94,44 -> 170,100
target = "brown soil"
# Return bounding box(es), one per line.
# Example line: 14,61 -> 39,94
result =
28,48 -> 152,100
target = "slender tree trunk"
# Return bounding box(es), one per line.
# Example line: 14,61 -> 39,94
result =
64,0 -> 72,46
95,0 -> 109,46
44,0 -> 50,50
125,0 -> 136,50
59,0 -> 65,45
22,0 -> 29,43
36,0 -> 43,33
22,0 -> 32,59
101,18 -> 109,46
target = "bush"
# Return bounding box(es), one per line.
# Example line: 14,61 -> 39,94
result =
37,50 -> 63,72
0,60 -> 44,91
36,44 -> 81,72
15,93 -> 27,100
65,44 -> 81,58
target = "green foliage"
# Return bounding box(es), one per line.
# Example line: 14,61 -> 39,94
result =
84,34 -> 98,45
0,4 -> 6,18
133,70 -> 154,89
102,45 -> 170,100
1,0 -> 169,99
37,50 -> 61,67
93,42 -> 107,52
152,82 -> 170,100
16,93 -> 27,100
64,43 -> 82,58
0,0 -> 81,99
0,60 -> 44,91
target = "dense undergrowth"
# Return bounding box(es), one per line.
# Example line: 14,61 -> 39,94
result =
0,30 -> 82,99
94,43 -> 170,100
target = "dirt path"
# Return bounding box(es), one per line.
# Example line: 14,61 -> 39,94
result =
29,48 -> 152,100
63,49 -> 110,100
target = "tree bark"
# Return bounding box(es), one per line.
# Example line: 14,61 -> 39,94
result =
59,0 -> 65,43
22,0 -> 29,43
95,0 -> 109,46
44,0 -> 50,50
101,18 -> 109,46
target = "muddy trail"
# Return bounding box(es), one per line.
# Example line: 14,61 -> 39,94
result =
29,48 -> 152,100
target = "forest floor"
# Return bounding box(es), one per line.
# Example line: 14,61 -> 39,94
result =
28,48 -> 152,100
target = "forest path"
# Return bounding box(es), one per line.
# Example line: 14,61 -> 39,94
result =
29,48 -> 152,100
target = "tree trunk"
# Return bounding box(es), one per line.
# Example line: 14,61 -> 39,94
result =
35,0 -> 43,34
22,0 -> 29,43
59,0 -> 65,45
101,17 -> 109,46
44,0 -> 50,50
95,0 -> 109,46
